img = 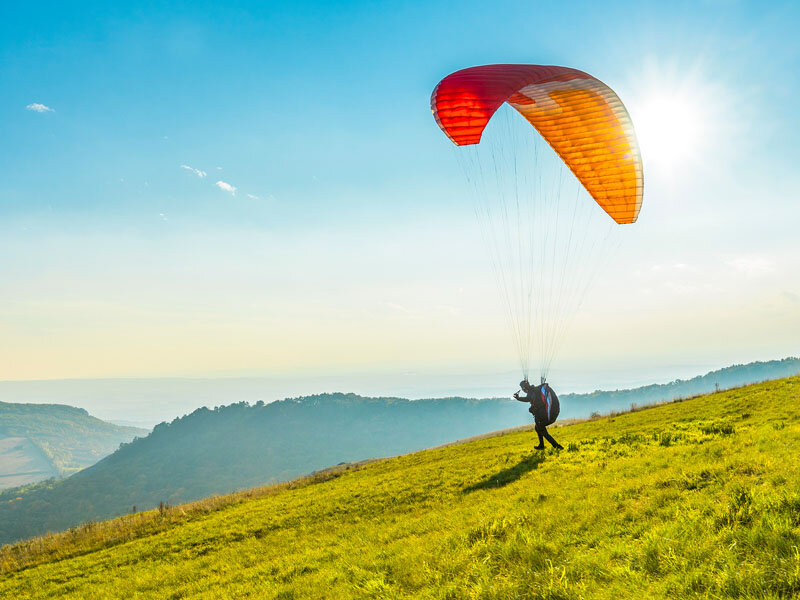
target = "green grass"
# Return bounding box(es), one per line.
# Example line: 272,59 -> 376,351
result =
2,377 -> 799,599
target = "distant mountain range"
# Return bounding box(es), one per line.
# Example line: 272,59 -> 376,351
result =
0,402 -> 147,491
0,357 -> 797,545
559,357 -> 800,418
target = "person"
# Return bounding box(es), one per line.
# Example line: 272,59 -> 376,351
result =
514,379 -> 563,450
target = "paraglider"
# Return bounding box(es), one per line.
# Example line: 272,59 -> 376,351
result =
431,64 -> 643,410
514,379 -> 562,450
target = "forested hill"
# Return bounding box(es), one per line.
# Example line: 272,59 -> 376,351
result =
0,402 -> 148,490
0,395 -> 524,544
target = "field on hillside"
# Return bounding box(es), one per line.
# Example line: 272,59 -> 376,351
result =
0,402 -> 147,491
0,437 -> 58,489
2,377 -> 799,599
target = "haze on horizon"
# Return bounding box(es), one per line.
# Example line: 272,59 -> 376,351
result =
1,2 -> 798,396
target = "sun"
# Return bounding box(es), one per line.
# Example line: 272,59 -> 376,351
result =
626,60 -> 723,174
634,91 -> 703,168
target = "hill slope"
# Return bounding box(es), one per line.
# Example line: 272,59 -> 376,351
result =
2,376 -> 798,599
0,402 -> 148,490
0,436 -> 58,489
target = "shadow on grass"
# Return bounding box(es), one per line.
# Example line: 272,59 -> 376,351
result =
462,453 -> 547,493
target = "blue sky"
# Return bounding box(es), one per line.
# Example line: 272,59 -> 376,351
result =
1,1 -> 798,393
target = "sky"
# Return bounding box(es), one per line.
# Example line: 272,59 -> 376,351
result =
1,0 -> 798,401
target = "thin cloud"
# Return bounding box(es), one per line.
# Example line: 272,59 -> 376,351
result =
387,302 -> 412,315
648,263 -> 695,273
180,164 -> 207,178
782,291 -> 799,304
246,193 -> 260,200
26,103 -> 54,113
726,256 -> 774,276
216,180 -> 236,195
436,304 -> 460,316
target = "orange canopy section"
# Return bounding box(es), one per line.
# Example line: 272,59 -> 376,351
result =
431,64 -> 643,224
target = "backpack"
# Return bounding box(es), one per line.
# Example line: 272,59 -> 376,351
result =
539,383 -> 560,425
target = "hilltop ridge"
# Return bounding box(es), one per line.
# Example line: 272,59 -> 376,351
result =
1,357 -> 796,425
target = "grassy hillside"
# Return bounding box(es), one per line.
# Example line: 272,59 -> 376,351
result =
0,402 -> 148,490
1,376 -> 799,599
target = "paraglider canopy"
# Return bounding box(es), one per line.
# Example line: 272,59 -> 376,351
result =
431,64 -> 643,224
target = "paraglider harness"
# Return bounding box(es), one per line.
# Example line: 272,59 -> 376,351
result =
523,378 -> 560,427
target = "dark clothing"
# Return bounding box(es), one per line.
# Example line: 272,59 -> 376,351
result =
516,383 -> 562,449
535,427 -> 561,449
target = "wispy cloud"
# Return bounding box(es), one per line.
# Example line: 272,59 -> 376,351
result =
180,164 -> 207,178
216,180 -> 236,195
648,263 -> 695,273
387,302 -> 412,315
782,291 -> 799,304
26,103 -> 54,113
436,304 -> 460,316
726,256 -> 774,276
246,193 -> 260,200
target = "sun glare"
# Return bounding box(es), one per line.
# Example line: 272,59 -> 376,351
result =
634,91 -> 703,169
626,60 -> 727,174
